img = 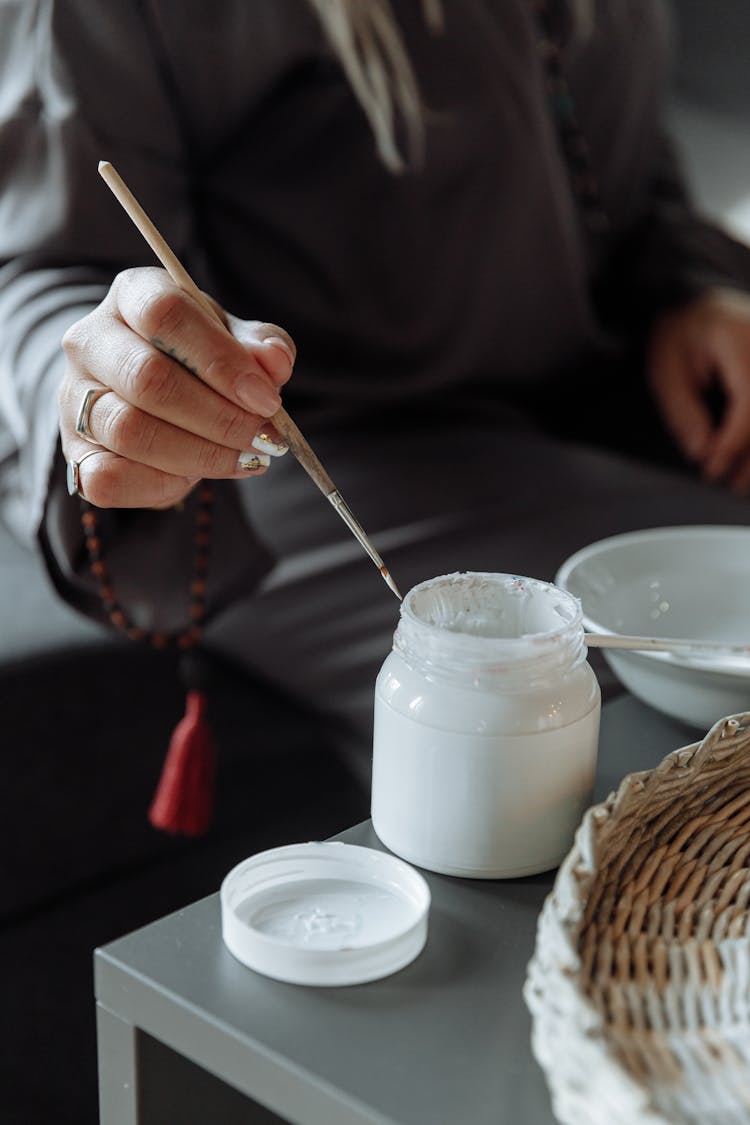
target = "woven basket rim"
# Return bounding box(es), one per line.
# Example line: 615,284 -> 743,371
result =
552,710 -> 750,931
525,710 -> 750,1125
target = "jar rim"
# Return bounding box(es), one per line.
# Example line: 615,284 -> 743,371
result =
394,572 -> 585,684
400,571 -> 582,648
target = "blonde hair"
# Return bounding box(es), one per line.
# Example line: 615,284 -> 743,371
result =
307,0 -> 595,173
306,0 -> 443,172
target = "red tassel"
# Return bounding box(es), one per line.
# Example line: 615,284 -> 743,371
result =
148,690 -> 216,836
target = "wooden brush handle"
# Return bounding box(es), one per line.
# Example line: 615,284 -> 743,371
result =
268,410 -> 335,495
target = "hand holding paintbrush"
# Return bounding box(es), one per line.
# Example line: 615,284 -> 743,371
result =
65,158 -> 398,598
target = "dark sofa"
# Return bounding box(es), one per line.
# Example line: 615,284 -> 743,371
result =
2,532 -> 369,1124
2,3 -> 749,1122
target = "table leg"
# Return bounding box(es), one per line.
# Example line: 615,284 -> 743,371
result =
96,1002 -> 138,1125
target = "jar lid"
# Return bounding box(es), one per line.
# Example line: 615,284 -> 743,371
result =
220,841 -> 430,986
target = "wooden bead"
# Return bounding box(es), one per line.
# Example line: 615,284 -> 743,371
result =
78,483 -> 214,652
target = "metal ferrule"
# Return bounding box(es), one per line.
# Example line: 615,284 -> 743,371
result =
327,490 -> 386,570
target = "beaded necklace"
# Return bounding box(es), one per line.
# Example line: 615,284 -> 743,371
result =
80,482 -> 215,836
80,485 -> 212,650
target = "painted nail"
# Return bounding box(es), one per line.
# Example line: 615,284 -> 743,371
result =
252,431 -> 288,457
236,374 -> 282,416
237,451 -> 271,473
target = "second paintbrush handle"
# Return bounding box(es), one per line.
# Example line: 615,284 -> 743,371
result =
585,633 -> 750,659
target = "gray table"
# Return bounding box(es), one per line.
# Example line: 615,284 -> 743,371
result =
95,695 -> 703,1125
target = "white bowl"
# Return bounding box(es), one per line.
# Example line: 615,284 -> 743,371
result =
556,526 -> 750,729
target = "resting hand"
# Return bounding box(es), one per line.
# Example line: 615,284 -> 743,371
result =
59,266 -> 294,509
648,288 -> 750,494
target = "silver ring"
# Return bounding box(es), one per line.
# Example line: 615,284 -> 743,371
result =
75,387 -> 107,442
66,448 -> 109,499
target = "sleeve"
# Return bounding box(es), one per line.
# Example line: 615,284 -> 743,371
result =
595,131 -> 750,334
0,0 -> 273,632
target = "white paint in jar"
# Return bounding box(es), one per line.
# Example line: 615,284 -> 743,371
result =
371,572 -> 601,878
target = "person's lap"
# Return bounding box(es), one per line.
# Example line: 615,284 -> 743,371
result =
208,411 -> 749,777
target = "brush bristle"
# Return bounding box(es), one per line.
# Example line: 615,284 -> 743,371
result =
381,567 -> 402,600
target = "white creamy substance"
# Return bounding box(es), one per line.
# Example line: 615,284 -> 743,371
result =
240,878 -> 413,950
371,572 -> 601,878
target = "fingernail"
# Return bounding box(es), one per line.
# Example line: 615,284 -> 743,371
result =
252,430 -> 288,457
257,338 -> 295,381
237,451 -> 271,472
236,375 -> 282,416
263,336 -> 295,362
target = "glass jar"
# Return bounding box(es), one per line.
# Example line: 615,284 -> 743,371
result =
371,572 -> 600,878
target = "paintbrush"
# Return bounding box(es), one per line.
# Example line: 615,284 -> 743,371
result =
98,160 -> 401,600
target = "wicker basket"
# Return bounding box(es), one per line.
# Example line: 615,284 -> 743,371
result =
525,712 -> 750,1125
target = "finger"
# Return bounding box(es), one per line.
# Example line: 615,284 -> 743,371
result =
58,369 -> 110,448
64,443 -> 200,510
648,342 -> 714,464
728,449 -> 750,496
66,316 -> 286,455
704,397 -> 750,482
701,336 -> 750,480
227,316 -> 296,385
61,386 -> 272,481
81,458 -> 198,510
111,268 -> 286,415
